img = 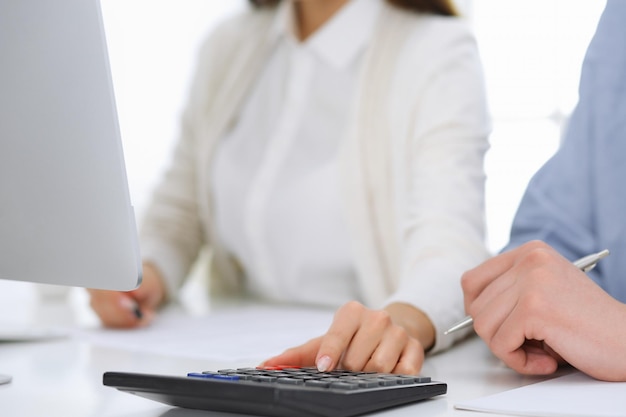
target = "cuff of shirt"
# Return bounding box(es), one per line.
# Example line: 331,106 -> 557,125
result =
139,240 -> 189,301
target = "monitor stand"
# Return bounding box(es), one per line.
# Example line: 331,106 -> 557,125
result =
0,374 -> 11,385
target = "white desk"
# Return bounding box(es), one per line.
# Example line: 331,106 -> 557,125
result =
0,281 -> 562,417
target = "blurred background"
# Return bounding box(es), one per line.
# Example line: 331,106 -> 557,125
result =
100,0 -> 605,255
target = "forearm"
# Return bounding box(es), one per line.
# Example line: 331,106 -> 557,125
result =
551,297 -> 626,382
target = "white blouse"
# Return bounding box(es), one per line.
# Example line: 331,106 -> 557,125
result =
211,0 -> 381,307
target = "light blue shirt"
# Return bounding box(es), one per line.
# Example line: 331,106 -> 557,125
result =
505,0 -> 626,302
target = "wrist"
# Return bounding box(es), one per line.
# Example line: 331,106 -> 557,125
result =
141,262 -> 168,307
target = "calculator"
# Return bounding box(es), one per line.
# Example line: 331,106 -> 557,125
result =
103,366 -> 446,417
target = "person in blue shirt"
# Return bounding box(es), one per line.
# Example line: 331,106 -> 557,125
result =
461,0 -> 626,382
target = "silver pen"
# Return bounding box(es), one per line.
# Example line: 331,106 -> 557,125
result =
444,248 -> 610,335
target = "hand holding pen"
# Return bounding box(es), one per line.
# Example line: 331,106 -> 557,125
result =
455,242 -> 622,379
87,262 -> 166,328
446,247 -> 610,335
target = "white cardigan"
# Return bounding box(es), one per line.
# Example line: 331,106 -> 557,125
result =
139,3 -> 491,353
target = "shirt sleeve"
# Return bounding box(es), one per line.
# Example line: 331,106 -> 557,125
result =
504,0 -> 626,265
384,17 -> 491,353
504,0 -> 626,298
139,13 -> 255,297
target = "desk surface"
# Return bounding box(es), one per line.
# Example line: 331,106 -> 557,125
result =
0,281 -> 560,417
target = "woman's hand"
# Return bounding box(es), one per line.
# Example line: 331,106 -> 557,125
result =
87,262 -> 166,328
261,301 -> 435,375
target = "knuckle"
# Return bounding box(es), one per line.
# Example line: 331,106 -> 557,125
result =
396,361 -> 420,376
486,332 -> 507,356
389,325 -> 409,344
521,240 -> 550,252
367,356 -> 389,373
402,365 -> 420,375
518,290 -> 548,317
340,300 -> 364,316
341,355 -> 361,371
487,338 -> 500,355
370,310 -> 392,328
522,246 -> 553,268
472,317 -> 489,338
460,270 -> 475,294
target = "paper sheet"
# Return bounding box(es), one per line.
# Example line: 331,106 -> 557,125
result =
73,304 -> 334,362
455,371 -> 626,417
0,321 -> 70,342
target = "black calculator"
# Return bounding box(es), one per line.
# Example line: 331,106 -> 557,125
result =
103,366 -> 446,417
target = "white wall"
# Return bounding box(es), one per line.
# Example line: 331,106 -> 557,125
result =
472,0 -> 605,252
100,0 -> 247,219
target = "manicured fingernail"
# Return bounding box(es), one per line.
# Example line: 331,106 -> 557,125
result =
317,355 -> 332,372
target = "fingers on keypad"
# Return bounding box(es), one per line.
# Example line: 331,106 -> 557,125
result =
188,366 -> 431,390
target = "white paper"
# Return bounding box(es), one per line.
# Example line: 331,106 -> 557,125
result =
455,371 -> 626,417
0,321 -> 70,342
73,304 -> 334,361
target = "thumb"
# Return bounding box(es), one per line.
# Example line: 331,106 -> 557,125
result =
261,337 -> 322,368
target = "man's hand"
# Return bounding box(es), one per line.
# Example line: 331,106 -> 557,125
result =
461,240 -> 626,381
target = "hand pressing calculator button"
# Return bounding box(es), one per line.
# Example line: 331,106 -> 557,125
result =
103,366 -> 446,417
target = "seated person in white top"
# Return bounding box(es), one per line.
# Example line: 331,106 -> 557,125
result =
88,0 -> 490,374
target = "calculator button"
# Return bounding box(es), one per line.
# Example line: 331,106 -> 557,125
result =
319,377 -> 344,383
252,375 -> 278,383
304,380 -> 331,388
276,377 -> 304,385
374,378 -> 399,386
355,380 -> 381,388
188,373 -> 240,381
330,382 -> 360,390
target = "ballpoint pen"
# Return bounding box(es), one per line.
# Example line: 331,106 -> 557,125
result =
444,249 -> 610,335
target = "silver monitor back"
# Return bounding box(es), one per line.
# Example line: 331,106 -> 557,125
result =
0,0 -> 142,290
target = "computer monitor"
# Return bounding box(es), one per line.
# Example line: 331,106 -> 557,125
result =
0,0 -> 142,291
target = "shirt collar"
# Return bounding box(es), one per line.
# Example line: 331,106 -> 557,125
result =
270,0 -> 381,70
